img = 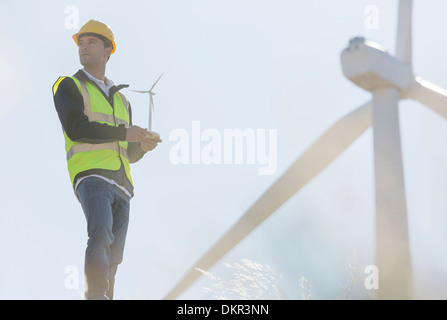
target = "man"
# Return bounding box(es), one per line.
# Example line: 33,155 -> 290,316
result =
52,19 -> 161,300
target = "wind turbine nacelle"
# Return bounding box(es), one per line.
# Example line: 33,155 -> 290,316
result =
341,37 -> 412,92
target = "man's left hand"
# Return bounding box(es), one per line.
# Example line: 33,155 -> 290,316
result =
140,133 -> 162,152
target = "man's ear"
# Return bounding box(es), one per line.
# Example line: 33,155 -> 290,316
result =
105,47 -> 112,61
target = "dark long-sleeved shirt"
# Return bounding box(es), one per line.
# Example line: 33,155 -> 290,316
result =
53,69 -> 146,197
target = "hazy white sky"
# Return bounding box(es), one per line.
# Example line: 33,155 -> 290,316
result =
1,0 -> 447,300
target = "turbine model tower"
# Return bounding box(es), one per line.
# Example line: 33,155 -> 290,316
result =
165,0 -> 447,300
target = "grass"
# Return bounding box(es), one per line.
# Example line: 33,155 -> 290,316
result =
196,250 -> 365,300
196,259 -> 288,300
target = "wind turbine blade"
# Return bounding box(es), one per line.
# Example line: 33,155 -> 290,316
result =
163,101 -> 372,300
395,0 -> 413,66
150,73 -> 164,91
409,77 -> 447,121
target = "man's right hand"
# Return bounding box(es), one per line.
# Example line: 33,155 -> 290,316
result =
125,126 -> 150,142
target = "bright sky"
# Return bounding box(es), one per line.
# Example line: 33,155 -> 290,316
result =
1,0 -> 447,300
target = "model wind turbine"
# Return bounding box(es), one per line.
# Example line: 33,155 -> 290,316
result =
165,0 -> 447,300
131,73 -> 164,137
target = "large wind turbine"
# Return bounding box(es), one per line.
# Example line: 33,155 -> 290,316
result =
164,0 -> 447,300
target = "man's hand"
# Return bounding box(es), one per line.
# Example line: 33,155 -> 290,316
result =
140,132 -> 162,152
126,126 -> 162,151
126,126 -> 149,142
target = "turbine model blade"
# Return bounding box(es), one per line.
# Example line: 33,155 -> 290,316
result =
408,77 -> 447,121
395,0 -> 413,66
164,102 -> 372,300
131,90 -> 150,94
150,73 -> 164,91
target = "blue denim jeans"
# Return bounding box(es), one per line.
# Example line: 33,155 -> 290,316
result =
76,177 -> 131,300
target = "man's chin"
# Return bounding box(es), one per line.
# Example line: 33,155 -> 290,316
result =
80,58 -> 92,67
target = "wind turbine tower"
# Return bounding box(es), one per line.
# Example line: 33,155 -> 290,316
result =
341,2 -> 414,299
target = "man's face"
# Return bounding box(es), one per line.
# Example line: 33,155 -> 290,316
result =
78,35 -> 111,67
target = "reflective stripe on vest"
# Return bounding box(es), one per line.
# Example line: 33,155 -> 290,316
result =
66,142 -> 129,161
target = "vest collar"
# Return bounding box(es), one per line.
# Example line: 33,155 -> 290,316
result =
73,69 -> 129,104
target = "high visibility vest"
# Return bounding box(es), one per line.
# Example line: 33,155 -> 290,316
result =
53,76 -> 133,187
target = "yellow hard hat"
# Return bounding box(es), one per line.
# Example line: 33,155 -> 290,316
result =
73,19 -> 116,54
